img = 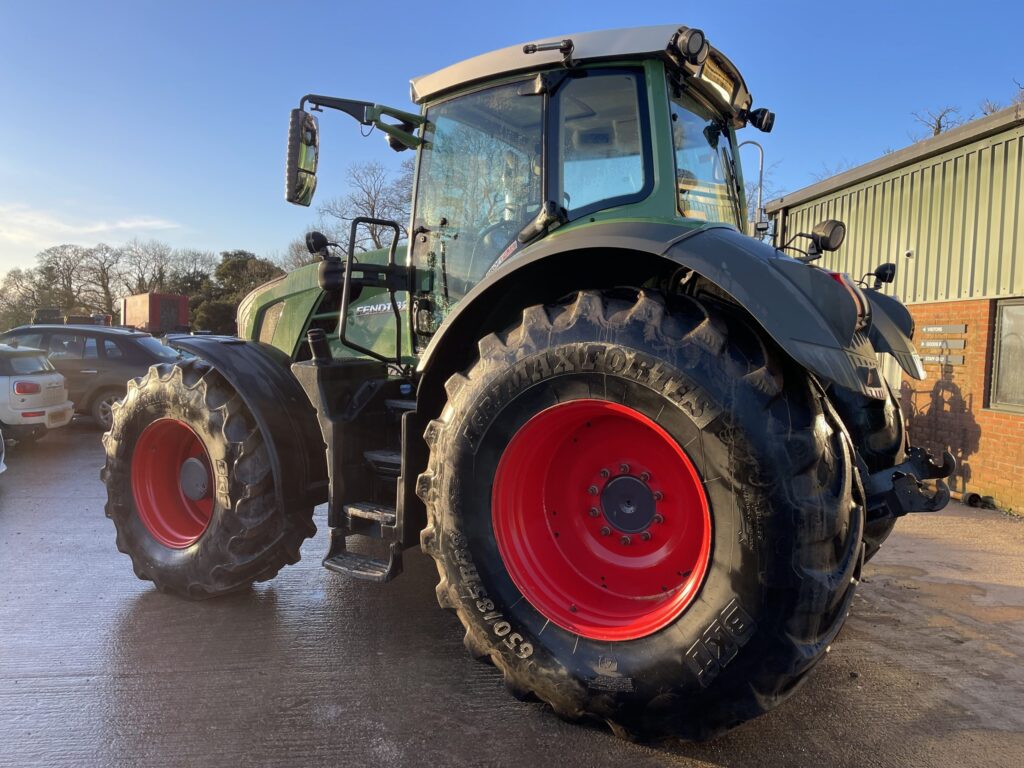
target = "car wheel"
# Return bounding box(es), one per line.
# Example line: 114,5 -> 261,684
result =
92,388 -> 124,431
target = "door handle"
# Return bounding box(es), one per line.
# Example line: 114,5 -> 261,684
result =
80,369 -> 98,374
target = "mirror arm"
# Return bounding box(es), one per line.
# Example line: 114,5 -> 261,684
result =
366,105 -> 425,149
300,94 -> 374,124
298,96 -> 425,150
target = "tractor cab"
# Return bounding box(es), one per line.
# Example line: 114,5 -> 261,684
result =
285,25 -> 773,359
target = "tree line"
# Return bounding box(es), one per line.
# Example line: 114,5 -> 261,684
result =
0,242 -> 284,335
0,157 -> 414,336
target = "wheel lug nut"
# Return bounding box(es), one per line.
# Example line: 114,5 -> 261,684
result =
587,485 -> 598,495
588,507 -> 600,518
620,535 -> 631,545
600,526 -> 611,536
599,468 -> 610,478
653,491 -> 663,501
641,531 -> 652,541
653,514 -> 664,524
619,463 -> 629,474
640,471 -> 650,482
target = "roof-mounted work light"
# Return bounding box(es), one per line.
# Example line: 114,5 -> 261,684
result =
673,27 -> 709,66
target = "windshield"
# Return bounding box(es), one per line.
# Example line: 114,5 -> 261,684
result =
135,336 -> 181,360
9,355 -> 54,375
669,84 -> 743,227
412,80 -> 544,315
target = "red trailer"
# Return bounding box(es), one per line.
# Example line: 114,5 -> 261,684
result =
119,293 -> 189,334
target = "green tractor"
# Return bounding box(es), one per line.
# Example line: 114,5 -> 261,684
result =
103,25 -> 953,740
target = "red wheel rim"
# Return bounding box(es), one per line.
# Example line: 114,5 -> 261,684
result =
131,419 -> 214,549
492,400 -> 711,641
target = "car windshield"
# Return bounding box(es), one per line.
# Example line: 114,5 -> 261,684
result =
135,336 -> 181,360
669,84 -> 743,227
9,355 -> 54,375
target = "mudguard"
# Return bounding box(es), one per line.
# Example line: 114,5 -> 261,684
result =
417,222 -> 891,403
864,289 -> 926,380
170,336 -> 328,509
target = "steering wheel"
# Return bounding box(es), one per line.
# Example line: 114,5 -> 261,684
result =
468,219 -> 518,279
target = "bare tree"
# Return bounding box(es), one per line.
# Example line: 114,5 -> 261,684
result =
80,243 -> 124,315
317,158 -> 415,253
810,159 -> 856,182
979,98 -> 1003,116
120,238 -> 172,294
276,237 -> 318,271
0,268 -> 50,328
1014,78 -> 1024,107
36,244 -> 89,313
911,106 -> 964,137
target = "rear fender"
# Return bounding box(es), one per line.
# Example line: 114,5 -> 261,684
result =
864,289 -> 926,380
416,222 -> 889,413
171,336 -> 328,509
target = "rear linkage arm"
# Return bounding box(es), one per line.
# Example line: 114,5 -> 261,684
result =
300,94 -> 424,151
863,446 -> 956,523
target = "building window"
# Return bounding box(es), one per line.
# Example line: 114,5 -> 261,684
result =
991,298 -> 1024,412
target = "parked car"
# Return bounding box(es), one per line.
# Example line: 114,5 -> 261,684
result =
0,325 -> 183,430
0,343 -> 74,442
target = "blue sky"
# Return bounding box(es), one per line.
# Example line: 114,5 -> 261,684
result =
1,0 -> 1021,273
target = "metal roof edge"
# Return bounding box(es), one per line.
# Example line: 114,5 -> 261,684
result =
766,103 -> 1024,213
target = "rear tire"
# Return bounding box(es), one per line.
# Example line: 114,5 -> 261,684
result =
418,289 -> 863,740
101,359 -> 316,598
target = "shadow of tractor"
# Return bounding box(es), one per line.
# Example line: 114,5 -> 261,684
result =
900,362 -> 981,497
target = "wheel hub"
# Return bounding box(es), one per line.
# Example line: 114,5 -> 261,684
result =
600,474 -> 656,533
179,457 -> 210,502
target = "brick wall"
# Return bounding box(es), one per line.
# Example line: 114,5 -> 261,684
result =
899,298 -> 1024,513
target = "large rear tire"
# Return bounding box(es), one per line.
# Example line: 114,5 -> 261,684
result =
418,290 -> 863,740
101,359 -> 316,598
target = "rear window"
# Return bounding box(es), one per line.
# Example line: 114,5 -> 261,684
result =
1,332 -> 44,350
9,355 -> 54,375
134,336 -> 181,361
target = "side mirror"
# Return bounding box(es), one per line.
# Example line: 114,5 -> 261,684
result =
285,109 -> 319,206
810,219 -> 846,253
873,262 -> 897,287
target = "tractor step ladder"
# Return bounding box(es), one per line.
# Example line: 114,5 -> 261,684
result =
322,529 -> 402,583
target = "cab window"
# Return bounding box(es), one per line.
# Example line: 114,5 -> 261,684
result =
558,72 -> 649,215
668,85 -> 743,226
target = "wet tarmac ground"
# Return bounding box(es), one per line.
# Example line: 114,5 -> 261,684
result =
2,420 -> 1023,767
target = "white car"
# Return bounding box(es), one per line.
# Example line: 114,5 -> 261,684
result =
0,343 -> 74,443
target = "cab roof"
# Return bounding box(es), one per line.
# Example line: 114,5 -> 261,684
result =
410,24 -> 752,113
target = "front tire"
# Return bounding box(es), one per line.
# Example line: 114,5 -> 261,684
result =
101,359 -> 316,598
418,290 -> 863,740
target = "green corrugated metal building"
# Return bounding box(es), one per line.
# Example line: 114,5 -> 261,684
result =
767,105 -> 1024,512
